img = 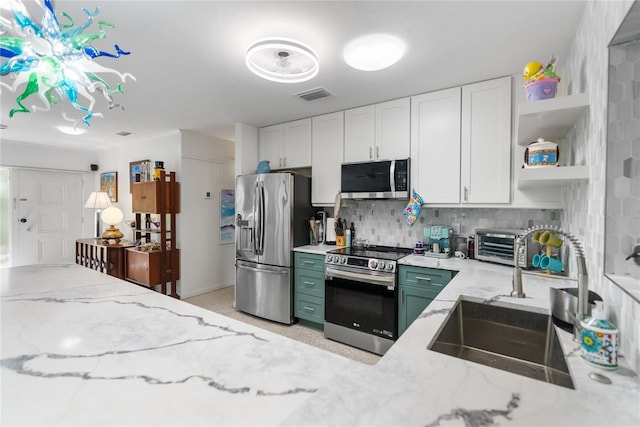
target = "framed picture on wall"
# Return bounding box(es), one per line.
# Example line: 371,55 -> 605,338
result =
220,189 -> 235,244
129,159 -> 149,192
100,172 -> 118,202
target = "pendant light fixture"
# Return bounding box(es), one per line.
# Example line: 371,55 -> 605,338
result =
246,38 -> 319,83
1,0 -> 135,127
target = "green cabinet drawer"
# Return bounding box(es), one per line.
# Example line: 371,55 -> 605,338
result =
294,293 -> 324,325
294,269 -> 325,298
294,252 -> 325,273
398,265 -> 454,290
398,284 -> 441,336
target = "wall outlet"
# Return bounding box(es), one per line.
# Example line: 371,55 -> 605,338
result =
204,191 -> 211,199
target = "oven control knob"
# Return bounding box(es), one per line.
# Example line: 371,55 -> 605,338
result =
378,261 -> 386,270
387,263 -> 394,271
340,257 -> 347,264
326,255 -> 333,263
368,259 -> 378,269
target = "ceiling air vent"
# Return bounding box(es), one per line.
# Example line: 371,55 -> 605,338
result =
294,87 -> 333,102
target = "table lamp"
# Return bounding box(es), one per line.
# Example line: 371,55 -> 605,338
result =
85,192 -> 111,237
101,207 -> 124,244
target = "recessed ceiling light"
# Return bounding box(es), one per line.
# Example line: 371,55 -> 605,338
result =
56,125 -> 86,135
246,38 -> 319,83
343,34 -> 405,71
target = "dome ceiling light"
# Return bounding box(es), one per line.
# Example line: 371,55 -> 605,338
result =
343,34 -> 406,71
246,38 -> 319,83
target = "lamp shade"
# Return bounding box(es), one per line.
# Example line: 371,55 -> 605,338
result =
85,192 -> 112,209
101,207 -> 124,226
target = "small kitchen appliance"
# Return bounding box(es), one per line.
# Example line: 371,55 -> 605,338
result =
341,159 -> 410,200
324,245 -> 414,355
475,228 -> 541,268
424,226 -> 454,258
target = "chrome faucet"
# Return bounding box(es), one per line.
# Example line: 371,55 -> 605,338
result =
512,225 -> 589,336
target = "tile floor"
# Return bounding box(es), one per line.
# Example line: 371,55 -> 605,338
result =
184,286 -> 381,365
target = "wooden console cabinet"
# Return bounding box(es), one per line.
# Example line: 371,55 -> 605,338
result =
76,238 -> 135,279
125,248 -> 180,287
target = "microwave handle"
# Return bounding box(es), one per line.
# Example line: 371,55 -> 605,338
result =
390,160 -> 396,192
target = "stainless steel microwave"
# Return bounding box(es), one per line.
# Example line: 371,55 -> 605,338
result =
341,159 -> 410,199
475,229 -> 540,268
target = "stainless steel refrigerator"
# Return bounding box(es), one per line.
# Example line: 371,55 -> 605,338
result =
235,173 -> 313,324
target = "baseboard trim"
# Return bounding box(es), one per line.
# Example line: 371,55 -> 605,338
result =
181,283 -> 234,299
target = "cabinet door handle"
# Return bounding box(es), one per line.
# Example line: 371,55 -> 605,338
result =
283,157 -> 287,167
303,281 -> 315,287
464,186 -> 468,201
376,146 -> 379,159
303,306 -> 315,312
415,276 -> 432,282
303,260 -> 315,265
401,289 -> 404,304
369,147 -> 373,159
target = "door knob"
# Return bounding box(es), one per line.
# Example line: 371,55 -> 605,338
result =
19,218 -> 27,223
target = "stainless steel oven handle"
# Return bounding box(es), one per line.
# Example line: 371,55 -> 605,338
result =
325,267 -> 395,287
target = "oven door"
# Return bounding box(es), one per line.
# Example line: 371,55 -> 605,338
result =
325,266 -> 397,340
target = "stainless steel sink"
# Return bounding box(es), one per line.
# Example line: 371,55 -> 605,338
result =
428,296 -> 574,389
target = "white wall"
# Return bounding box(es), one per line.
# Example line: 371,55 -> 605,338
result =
0,139 -> 99,237
180,130 -> 235,298
234,123 -> 258,176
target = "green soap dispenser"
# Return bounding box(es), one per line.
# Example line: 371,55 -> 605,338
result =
580,301 -> 618,369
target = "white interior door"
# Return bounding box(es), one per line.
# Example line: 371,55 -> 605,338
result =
12,169 -> 83,266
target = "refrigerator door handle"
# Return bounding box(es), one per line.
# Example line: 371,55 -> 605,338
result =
253,183 -> 260,254
258,182 -> 265,254
236,263 -> 287,275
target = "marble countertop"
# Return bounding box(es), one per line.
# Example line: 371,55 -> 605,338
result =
2,261 -> 639,426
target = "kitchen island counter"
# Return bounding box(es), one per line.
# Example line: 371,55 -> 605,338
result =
2,262 -> 638,425
0,264 -> 354,426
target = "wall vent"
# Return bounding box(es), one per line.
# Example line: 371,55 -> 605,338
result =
294,87 -> 333,101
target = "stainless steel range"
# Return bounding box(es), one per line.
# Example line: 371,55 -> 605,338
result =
324,245 -> 413,355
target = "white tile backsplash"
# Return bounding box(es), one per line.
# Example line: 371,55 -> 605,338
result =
562,0 -> 639,373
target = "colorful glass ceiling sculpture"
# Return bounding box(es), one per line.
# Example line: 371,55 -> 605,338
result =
0,0 -> 135,126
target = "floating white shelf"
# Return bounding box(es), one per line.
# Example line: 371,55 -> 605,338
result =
517,93 -> 590,146
517,165 -> 590,189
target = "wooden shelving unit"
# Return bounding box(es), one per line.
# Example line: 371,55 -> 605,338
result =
126,171 -> 180,298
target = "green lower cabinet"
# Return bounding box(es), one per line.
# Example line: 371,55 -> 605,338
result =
398,285 -> 441,336
397,265 -> 455,337
294,252 -> 325,328
294,293 -> 324,324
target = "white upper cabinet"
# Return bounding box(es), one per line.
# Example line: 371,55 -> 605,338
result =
259,124 -> 284,169
283,119 -> 312,168
460,76 -> 512,204
344,105 -> 375,162
312,112 -> 344,205
259,118 -> 312,169
376,98 -> 411,160
410,77 -> 512,205
344,98 -> 410,163
411,87 -> 462,204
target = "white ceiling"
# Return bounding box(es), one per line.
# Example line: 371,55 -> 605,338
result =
0,0 -> 587,150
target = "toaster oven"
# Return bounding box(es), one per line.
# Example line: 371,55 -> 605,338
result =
475,229 -> 539,268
